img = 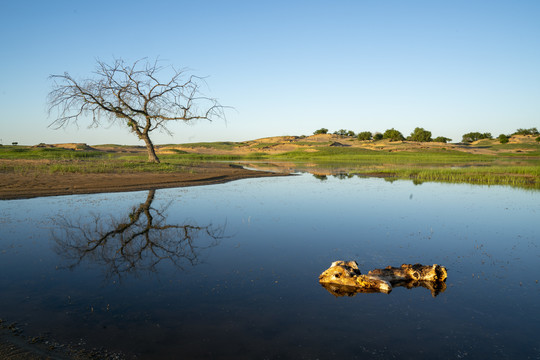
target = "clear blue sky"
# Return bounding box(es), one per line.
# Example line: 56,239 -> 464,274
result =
1,0 -> 539,145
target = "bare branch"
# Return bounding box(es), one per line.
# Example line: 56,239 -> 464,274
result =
47,58 -> 226,163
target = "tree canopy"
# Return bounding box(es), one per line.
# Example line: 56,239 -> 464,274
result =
513,128 -> 539,136
313,128 -> 329,135
433,136 -> 452,143
461,132 -> 492,143
382,128 -> 405,142
498,134 -> 509,144
357,131 -> 372,141
333,129 -> 356,137
408,127 -> 432,142
373,133 -> 383,141
48,58 -> 224,163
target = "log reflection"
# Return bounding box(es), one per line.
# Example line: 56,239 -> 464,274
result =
321,279 -> 447,298
52,190 -> 223,277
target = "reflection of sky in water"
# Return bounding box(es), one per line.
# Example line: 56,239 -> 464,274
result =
0,175 -> 539,359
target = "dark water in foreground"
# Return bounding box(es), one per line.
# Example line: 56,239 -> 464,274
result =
1,174 -> 539,359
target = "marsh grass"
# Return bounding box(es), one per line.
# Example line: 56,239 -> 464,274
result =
353,165 -> 540,189
273,147 -> 492,162
2,144 -> 539,190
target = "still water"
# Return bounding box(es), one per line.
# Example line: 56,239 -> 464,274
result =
1,174 -> 539,359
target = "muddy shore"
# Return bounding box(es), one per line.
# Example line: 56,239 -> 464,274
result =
0,324 -> 124,360
0,162 -> 289,200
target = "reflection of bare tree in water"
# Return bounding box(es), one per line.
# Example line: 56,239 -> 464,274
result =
52,190 -> 223,278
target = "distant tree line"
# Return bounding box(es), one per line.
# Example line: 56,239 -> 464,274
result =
313,127 -> 452,143
496,128 -> 539,144
513,128 -> 539,136
312,127 -> 540,144
461,132 -> 492,143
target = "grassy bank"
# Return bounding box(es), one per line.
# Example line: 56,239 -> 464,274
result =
1,142 -> 539,190
353,165 -> 540,189
0,146 -> 200,174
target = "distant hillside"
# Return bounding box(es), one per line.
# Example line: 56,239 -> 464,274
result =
157,134 -> 540,156
21,135 -> 539,157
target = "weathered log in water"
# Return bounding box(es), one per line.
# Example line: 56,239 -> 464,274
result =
368,263 -> 448,297
319,261 -> 448,297
368,263 -> 448,282
318,261 -> 392,294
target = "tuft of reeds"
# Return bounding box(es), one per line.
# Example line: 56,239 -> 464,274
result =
354,166 -> 540,189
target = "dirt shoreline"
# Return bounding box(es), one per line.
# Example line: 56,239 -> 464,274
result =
0,325 -> 123,360
0,163 -> 289,200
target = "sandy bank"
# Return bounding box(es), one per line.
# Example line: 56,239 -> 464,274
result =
0,163 -> 289,200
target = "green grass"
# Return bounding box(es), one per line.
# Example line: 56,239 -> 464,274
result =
0,146 -> 202,174
166,140 -> 540,190
177,142 -> 245,150
1,160 -> 191,174
351,165 -> 540,189
0,146 -> 104,159
2,143 -> 539,190
272,147 -> 494,164
159,152 -> 269,161
250,142 -> 280,149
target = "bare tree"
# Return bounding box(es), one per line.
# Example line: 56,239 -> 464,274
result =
48,58 -> 224,163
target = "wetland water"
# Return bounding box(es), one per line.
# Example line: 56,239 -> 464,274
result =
1,174 -> 539,359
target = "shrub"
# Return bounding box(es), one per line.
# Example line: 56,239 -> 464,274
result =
461,132 -> 492,143
333,129 -> 356,137
433,136 -> 452,143
333,129 -> 348,136
498,134 -> 509,144
357,131 -> 372,141
408,127 -> 432,142
313,128 -> 328,135
382,128 -> 405,142
513,128 -> 539,136
373,133 -> 383,141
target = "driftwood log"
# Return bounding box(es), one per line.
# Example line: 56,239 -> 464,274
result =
319,261 -> 448,297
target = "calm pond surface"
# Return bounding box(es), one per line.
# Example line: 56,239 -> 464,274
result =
1,173 -> 539,359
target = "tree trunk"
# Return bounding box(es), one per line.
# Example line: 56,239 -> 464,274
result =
141,133 -> 160,163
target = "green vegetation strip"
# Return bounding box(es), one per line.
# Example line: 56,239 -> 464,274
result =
0,146 -> 103,159
176,142 -> 245,150
0,160 -> 196,174
1,145 -> 539,190
0,147 -> 200,174
274,148 -> 492,163
356,166 -> 540,189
